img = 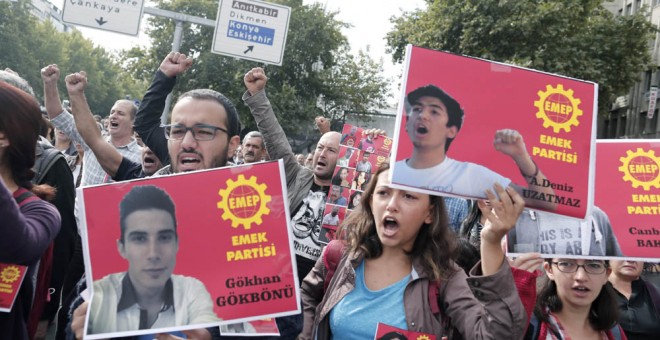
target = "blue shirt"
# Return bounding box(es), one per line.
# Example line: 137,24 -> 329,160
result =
329,260 -> 409,339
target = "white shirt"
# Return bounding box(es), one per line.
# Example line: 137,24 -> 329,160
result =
322,213 -> 340,226
392,157 -> 511,198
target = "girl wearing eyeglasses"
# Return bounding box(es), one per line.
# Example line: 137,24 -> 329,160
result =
526,259 -> 626,339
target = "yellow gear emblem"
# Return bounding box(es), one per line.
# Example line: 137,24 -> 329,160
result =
416,335 -> 431,340
217,174 -> 271,230
618,148 -> 660,191
534,84 -> 583,133
0,266 -> 22,283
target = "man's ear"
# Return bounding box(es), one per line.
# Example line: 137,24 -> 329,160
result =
447,125 -> 458,139
227,135 -> 241,159
117,239 -> 127,259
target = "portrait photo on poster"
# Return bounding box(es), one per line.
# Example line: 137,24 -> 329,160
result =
78,162 -> 300,339
390,45 -> 598,220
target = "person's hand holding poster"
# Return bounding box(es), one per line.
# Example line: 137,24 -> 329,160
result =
390,45 -> 597,219
78,161 -> 299,339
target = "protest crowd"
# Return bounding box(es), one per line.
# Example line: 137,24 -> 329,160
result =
1,49 -> 659,340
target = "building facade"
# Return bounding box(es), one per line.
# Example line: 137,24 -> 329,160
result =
603,0 -> 660,139
29,0 -> 73,33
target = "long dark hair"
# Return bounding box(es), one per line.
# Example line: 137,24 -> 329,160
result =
0,82 -> 55,199
338,163 -> 457,281
534,259 -> 619,335
331,167 -> 348,186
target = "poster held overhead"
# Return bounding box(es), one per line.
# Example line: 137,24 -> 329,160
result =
390,45 -> 597,220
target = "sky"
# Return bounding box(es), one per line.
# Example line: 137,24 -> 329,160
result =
49,0 -> 426,105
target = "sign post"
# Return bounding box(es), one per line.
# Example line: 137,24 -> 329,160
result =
62,0 -> 146,36
212,0 -> 291,65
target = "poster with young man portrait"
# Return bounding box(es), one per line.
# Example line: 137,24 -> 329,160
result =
78,161 -> 299,339
391,45 -> 598,219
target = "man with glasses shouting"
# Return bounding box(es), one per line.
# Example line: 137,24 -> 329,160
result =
135,52 -> 241,176
62,52 -> 241,182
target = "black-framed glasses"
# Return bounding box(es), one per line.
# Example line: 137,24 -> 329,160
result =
162,124 -> 228,141
552,261 -> 607,274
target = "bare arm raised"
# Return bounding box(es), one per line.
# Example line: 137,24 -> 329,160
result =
478,183 -> 525,276
65,72 -> 123,177
494,129 -> 557,211
41,64 -> 65,119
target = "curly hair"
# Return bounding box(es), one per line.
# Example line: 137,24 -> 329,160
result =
338,163 -> 457,281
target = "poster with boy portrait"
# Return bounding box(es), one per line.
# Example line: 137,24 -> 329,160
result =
78,161 -> 299,339
390,45 -> 597,219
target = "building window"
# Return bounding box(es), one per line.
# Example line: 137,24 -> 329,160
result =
626,3 -> 633,15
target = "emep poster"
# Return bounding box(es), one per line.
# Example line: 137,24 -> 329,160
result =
374,322 -> 436,340
594,140 -> 660,260
78,161 -> 299,339
391,45 -> 597,219
0,263 -> 27,313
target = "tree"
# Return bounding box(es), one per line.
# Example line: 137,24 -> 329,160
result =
120,0 -> 389,136
0,0 -> 144,115
386,0 -> 656,115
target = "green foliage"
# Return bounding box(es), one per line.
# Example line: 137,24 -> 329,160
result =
386,0 -> 657,115
0,0 -> 144,116
120,0 -> 389,135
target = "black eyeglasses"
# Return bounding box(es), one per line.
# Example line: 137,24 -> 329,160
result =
162,124 -> 228,141
552,261 -> 607,274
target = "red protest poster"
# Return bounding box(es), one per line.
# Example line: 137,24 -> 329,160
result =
0,263 -> 27,313
391,45 -> 597,219
594,140 -> 660,260
78,161 -> 299,339
374,322 -> 437,340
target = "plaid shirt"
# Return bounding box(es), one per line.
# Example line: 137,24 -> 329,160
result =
443,197 -> 469,232
51,110 -> 142,186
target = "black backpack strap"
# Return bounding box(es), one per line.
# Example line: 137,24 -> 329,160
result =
33,141 -> 65,185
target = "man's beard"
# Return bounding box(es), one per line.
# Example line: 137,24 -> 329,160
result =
171,148 -> 228,173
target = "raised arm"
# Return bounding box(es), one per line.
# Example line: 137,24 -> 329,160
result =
478,183 -> 525,275
65,72 -> 123,177
134,52 -> 192,165
41,64 -> 85,147
494,129 -> 557,211
243,67 -> 301,183
41,64 -> 64,120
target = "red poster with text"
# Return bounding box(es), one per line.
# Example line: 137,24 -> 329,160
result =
595,140 -> 660,260
374,322 -> 437,340
391,45 -> 597,219
0,263 -> 27,313
78,161 -> 299,339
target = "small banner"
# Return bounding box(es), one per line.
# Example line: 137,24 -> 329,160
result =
0,263 -> 27,313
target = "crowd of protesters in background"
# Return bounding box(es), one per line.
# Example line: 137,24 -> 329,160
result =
1,50 -> 658,340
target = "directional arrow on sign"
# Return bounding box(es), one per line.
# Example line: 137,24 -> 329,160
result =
244,45 -> 254,54
95,17 -> 108,26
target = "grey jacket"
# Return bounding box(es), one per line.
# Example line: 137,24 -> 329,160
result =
243,90 -> 315,218
299,247 -> 527,340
